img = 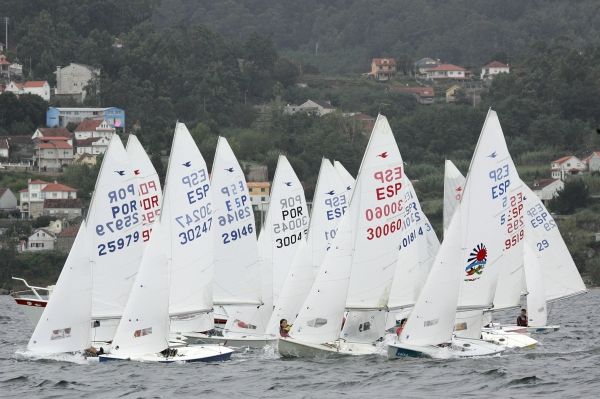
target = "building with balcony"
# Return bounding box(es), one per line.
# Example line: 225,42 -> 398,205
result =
34,139 -> 74,169
19,180 -> 77,218
55,63 -> 100,102
363,58 -> 397,81
46,107 -> 125,129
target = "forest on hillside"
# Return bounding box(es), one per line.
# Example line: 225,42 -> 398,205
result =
154,0 -> 600,73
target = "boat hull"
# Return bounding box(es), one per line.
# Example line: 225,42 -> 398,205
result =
387,337 -> 505,359
183,332 -> 276,349
13,297 -> 47,326
278,338 -> 378,357
527,325 -> 560,333
98,346 -> 233,363
481,331 -> 537,348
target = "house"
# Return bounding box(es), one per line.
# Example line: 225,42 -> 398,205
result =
426,64 -> 470,81
446,85 -> 461,102
9,62 -> 22,78
284,104 -> 300,114
584,152 -> 600,173
391,86 -> 435,105
74,119 -> 115,140
75,152 -> 97,165
0,54 -> 10,77
43,198 -> 84,220
248,182 -> 271,211
0,136 -> 34,162
32,127 -> 74,146
23,81 -> 50,101
480,61 -> 510,80
57,225 -> 79,253
363,58 -> 397,81
0,188 -> 17,210
21,229 -> 55,252
4,81 -> 24,95
551,156 -> 585,181
19,179 -> 77,218
55,63 -> 100,102
416,58 -> 441,75
526,179 -> 564,206
46,219 -> 66,234
297,100 -> 336,115
0,138 -> 8,158
76,137 -> 110,155
34,139 -> 74,169
46,107 -> 125,129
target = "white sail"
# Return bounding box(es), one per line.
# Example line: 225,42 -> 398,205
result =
457,110 -> 517,313
522,184 -> 586,301
165,123 -> 215,332
443,160 -> 465,235
289,212 -> 354,344
308,158 -> 354,273
211,137 -> 262,306
523,244 -> 548,327
333,160 -> 356,189
27,221 -> 91,353
110,220 -> 170,355
400,205 -> 463,346
346,115 -> 405,310
388,178 -> 439,311
90,135 -> 144,320
266,158 -> 350,335
265,155 -> 309,304
126,134 -> 162,248
291,115 -> 405,344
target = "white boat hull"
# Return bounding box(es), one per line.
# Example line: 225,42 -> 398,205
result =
481,330 -> 537,348
278,338 -> 379,357
98,345 -> 233,363
527,325 -> 560,333
13,297 -> 47,326
183,332 -> 276,348
387,337 -> 505,358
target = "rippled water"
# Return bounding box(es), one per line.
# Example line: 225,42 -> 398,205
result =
1,290 -> 598,398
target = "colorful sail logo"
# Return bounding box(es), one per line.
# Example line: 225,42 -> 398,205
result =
465,244 -> 487,281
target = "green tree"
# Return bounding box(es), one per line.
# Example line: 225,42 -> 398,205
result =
273,58 -> 299,87
548,180 -> 591,214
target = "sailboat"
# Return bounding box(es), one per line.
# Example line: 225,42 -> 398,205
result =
279,115 -> 407,357
265,158 -> 353,338
183,136 -> 264,347
25,135 -> 143,357
199,155 -> 309,347
388,110 -> 512,358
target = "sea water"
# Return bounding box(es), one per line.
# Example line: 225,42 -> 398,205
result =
1,290 -> 599,398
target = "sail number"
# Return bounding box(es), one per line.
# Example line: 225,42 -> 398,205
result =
223,223 -> 254,244
179,218 -> 213,245
365,199 -> 403,221
182,168 -> 209,205
325,193 -> 348,220
98,232 -> 140,256
274,195 -> 307,234
505,229 -> 524,249
398,224 -> 431,250
367,219 -> 402,240
176,204 -> 212,228
276,231 -> 306,248
490,164 -> 510,199
527,204 -> 556,231
537,239 -> 550,251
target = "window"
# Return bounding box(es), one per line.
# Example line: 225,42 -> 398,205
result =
50,210 -> 55,214
31,193 -> 37,198
116,111 -> 122,115
449,71 -> 453,75
261,197 -> 266,201
41,243 -> 44,247
22,193 -> 28,198
41,193 -> 46,199
567,163 -> 571,167
47,150 -> 54,155
261,188 -> 265,192
73,82 -> 78,87
63,74 -> 67,78
74,111 -> 79,115
249,188 -> 253,192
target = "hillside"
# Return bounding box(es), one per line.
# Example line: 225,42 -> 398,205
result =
154,0 -> 600,73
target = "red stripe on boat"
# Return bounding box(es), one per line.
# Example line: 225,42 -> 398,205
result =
14,298 -> 47,307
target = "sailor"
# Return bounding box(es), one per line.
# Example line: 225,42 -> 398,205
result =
279,319 -> 291,337
516,309 -> 528,327
83,346 -> 104,357
396,318 -> 408,338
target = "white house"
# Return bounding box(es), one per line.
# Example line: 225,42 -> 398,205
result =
76,136 -> 110,155
527,179 -> 564,206
19,179 -> 77,218
551,156 -> 585,181
4,81 -> 24,95
23,81 -> 50,101
55,63 -> 100,101
584,151 -> 600,173
0,188 -> 18,210
480,61 -> 510,80
247,182 -> 270,212
297,100 -> 337,115
426,64 -> 470,81
74,119 -> 115,140
21,229 -> 55,252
